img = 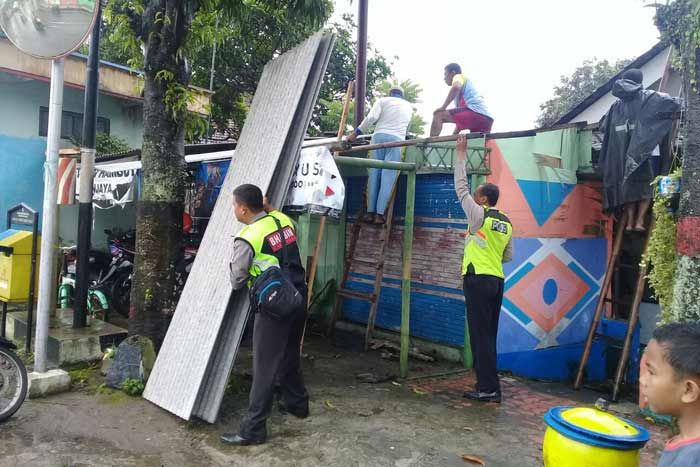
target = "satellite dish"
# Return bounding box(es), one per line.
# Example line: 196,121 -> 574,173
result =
0,0 -> 98,60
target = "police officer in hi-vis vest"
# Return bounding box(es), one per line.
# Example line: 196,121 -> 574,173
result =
220,184 -> 309,446
454,135 -> 513,403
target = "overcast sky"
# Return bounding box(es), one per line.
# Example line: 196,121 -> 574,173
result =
329,0 -> 661,134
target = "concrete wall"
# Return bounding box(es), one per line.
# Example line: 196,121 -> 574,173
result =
0,72 -> 143,235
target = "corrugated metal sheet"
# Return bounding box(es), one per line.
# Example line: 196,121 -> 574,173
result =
143,32 -> 335,423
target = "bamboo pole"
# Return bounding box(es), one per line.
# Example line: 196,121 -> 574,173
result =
307,81 -> 353,306
301,81 -> 353,352
574,211 -> 628,389
333,156 -> 417,171
400,169 -> 417,378
337,133 -> 489,155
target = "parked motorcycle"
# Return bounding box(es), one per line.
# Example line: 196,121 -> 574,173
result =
58,245 -> 112,310
87,229 -> 136,318
0,336 -> 28,422
59,223 -> 199,319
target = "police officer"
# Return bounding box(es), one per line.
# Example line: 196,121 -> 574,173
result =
454,135 -> 513,403
220,184 -> 309,446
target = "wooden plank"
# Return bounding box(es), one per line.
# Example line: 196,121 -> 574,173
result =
143,33 -> 334,422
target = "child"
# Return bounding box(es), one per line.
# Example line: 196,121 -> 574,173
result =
640,322 -> 700,466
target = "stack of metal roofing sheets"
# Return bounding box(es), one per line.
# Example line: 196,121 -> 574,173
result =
143,32 -> 335,423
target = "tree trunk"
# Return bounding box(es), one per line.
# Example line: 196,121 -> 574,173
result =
128,1 -> 189,349
670,48 -> 700,321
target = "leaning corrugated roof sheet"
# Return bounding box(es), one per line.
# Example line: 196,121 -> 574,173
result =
143,32 -> 335,423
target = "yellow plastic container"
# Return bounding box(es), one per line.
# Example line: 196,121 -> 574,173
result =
543,406 -> 650,467
0,229 -> 41,302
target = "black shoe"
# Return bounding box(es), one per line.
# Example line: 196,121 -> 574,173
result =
219,433 -> 266,446
278,402 -> 310,419
463,391 -> 502,403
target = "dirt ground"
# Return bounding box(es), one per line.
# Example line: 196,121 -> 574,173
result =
0,329 -> 669,467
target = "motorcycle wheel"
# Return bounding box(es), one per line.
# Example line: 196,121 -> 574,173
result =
0,347 -> 28,422
110,270 -> 132,318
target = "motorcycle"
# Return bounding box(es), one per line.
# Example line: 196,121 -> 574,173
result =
87,229 -> 136,318
58,245 -> 112,310
89,229 -> 198,318
0,336 -> 28,422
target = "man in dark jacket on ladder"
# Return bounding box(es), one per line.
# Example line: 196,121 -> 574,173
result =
454,135 -> 513,403
220,184 -> 309,446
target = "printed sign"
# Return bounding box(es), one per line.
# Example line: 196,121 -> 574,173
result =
77,161 -> 139,209
285,146 -> 345,218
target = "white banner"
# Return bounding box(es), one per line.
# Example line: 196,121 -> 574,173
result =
285,146 -> 345,218
76,161 -> 139,209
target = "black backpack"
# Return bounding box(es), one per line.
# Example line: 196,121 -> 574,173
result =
248,217 -> 303,321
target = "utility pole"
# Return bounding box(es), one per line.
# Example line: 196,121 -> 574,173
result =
74,1 -> 102,328
354,0 -> 368,128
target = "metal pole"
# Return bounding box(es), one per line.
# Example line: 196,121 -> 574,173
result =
35,58 -> 65,373
354,0 -> 368,128
25,212 -> 39,353
206,15 -> 220,140
400,169 -> 416,378
74,2 -> 102,328
1,301 -> 7,338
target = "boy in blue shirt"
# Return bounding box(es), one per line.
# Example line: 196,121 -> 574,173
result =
639,323 -> 700,466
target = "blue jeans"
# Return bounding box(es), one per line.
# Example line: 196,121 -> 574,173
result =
367,133 -> 402,215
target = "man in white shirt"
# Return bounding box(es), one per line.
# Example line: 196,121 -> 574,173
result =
348,86 -> 413,224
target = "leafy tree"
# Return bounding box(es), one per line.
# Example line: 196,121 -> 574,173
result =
311,14 -> 392,135
106,0 -> 329,348
537,58 -> 632,127
655,0 -> 700,321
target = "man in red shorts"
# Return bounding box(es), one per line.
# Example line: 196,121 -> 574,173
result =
430,63 -> 494,136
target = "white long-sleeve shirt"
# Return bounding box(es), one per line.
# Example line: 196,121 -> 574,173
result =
357,96 -> 413,139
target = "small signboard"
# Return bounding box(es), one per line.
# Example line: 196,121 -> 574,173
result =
7,204 -> 36,227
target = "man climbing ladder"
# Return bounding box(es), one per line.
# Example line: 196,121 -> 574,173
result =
347,86 -> 412,224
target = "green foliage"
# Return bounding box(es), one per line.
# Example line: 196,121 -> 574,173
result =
644,169 -> 681,321
655,0 -> 700,85
320,78 -> 426,136
537,58 -> 632,127
121,377 -> 145,396
311,14 -> 393,135
95,133 -> 131,156
101,1 -> 332,138
670,256 -> 700,321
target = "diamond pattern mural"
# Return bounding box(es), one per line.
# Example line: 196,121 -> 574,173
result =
500,239 -> 601,349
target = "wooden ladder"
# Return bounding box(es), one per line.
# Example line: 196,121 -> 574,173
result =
327,186 -> 397,350
574,210 -> 654,400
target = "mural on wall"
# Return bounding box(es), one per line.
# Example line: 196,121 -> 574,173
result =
342,131 -> 612,357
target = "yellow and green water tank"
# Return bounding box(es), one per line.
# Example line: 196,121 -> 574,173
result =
0,229 -> 41,302
543,406 -> 650,467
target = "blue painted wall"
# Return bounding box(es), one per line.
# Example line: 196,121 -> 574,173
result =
340,172 -> 608,382
0,72 -> 143,236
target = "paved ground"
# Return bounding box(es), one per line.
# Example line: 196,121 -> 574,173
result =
0,330 -> 670,467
